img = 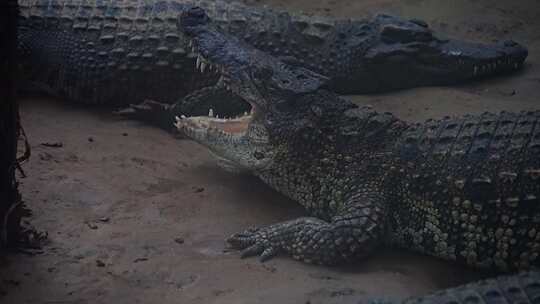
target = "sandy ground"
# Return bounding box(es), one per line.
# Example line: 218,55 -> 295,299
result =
1,0 -> 539,303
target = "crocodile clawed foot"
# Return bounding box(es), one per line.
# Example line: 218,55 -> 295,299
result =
227,227 -> 279,262
113,100 -> 174,130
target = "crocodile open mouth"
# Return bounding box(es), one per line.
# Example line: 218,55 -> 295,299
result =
175,106 -> 253,137
175,41 -> 255,137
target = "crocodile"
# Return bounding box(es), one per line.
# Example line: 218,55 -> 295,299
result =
175,7 -> 540,272
370,271 -> 540,304
18,0 -> 528,123
17,0 -> 252,126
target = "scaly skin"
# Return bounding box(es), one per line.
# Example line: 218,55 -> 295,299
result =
175,8 -> 540,272
18,0 -> 225,106
371,271 -> 540,304
176,9 -> 540,301
18,0 -> 528,109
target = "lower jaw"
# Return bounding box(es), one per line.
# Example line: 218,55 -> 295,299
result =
419,65 -> 523,84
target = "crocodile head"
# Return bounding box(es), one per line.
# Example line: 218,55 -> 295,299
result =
176,7 -> 351,173
176,8 -> 404,176
331,14 -> 528,93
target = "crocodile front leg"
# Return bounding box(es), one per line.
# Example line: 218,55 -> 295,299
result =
227,194 -> 386,265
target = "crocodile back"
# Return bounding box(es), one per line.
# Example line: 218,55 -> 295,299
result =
17,0 -> 377,104
18,0 -> 215,105
391,111 -> 540,271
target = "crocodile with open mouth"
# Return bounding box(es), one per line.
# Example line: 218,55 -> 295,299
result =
174,7 -> 540,302
18,0 -> 528,128
175,7 -> 540,273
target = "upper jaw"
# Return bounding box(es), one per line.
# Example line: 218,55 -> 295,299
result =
175,36 -> 258,137
185,26 -> 264,108
438,39 -> 528,78
183,19 -> 329,110
366,38 -> 528,87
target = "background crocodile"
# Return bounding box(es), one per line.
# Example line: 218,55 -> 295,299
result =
176,8 -> 540,273
18,0 -> 528,120
372,270 -> 540,304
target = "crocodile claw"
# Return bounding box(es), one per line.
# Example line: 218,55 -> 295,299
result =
114,99 -> 171,117
227,227 -> 279,262
113,100 -> 175,130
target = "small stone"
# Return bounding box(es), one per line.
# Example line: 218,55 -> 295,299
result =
88,137 -> 94,142
96,260 -> 105,267
501,89 -> 516,96
40,142 -> 63,148
86,222 -> 98,230
175,238 -> 185,244
194,187 -> 204,193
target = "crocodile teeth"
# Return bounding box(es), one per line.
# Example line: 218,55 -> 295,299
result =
196,56 -> 201,69
181,114 -> 187,119
514,63 -> 519,69
200,61 -> 207,73
208,108 -> 214,117
217,75 -> 225,86
473,65 -> 478,76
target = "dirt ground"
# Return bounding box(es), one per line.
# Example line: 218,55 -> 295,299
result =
1,0 -> 539,303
